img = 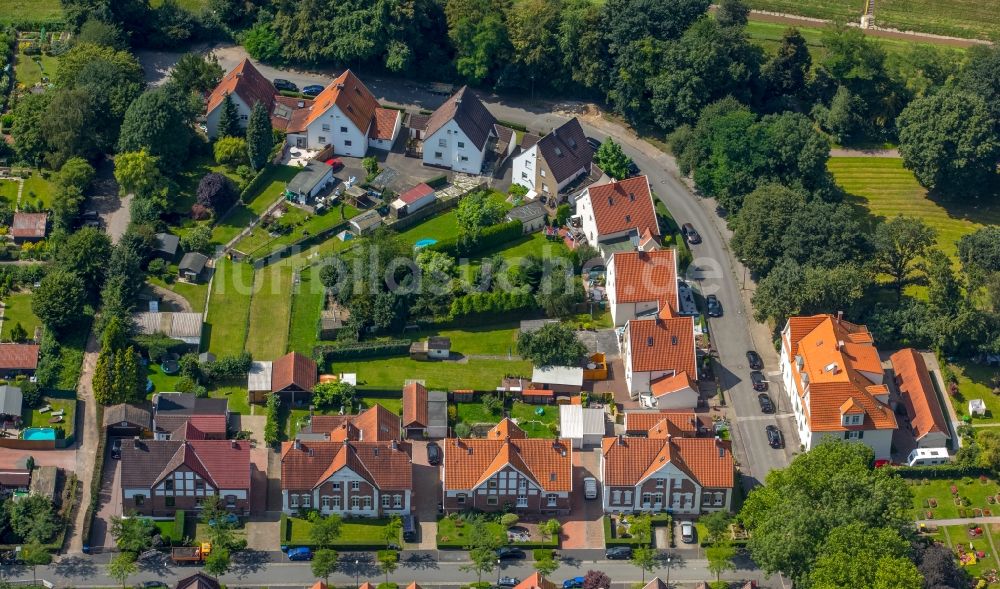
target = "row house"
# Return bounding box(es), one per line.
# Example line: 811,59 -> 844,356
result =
442,419 -> 573,515
119,439 -> 252,516
280,438 -> 412,516
601,423 -> 734,515
779,313 -> 898,459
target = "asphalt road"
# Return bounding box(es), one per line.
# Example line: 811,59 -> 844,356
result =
13,552 -> 784,588
152,45 -> 799,485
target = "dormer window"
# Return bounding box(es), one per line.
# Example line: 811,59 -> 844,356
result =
841,413 -> 863,426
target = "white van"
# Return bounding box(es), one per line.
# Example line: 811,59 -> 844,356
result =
584,477 -> 598,500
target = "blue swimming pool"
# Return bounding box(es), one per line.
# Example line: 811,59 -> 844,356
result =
22,427 -> 57,441
414,238 -> 437,248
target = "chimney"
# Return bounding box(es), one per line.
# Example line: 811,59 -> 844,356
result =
838,340 -> 845,350
231,440 -> 237,449
837,310 -> 844,322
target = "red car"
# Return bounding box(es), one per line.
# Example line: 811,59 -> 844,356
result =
326,158 -> 343,171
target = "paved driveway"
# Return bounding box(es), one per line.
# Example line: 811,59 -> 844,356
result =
409,440 -> 441,549
90,444 -> 122,550
561,447 -> 604,549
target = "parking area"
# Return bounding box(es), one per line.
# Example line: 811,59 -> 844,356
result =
91,443 -> 122,550
408,439 -> 442,549
333,150 -> 446,195
561,447 -> 605,549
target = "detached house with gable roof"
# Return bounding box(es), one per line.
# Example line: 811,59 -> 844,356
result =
890,348 -> 952,449
442,419 -> 572,514
205,59 -> 275,139
512,117 -> 594,202
576,176 -> 660,258
422,86 -> 498,174
119,439 -> 252,516
607,249 -> 678,327
601,422 -> 735,515
621,307 -> 699,407
779,313 -> 898,459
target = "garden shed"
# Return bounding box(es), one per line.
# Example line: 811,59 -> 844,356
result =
559,404 -> 606,448
286,160 -> 335,203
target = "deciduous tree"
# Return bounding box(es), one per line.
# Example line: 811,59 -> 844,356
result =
808,523 -> 921,589
310,514 -> 343,548
32,270 -> 87,332
171,53 -> 224,94
114,150 -> 163,198
108,551 -> 138,589
873,215 -> 936,302
516,322 -> 587,367
214,136 -> 249,169
706,543 -> 736,584
118,85 -> 197,171
311,549 -> 339,584
592,139 -> 631,180
761,28 -> 811,100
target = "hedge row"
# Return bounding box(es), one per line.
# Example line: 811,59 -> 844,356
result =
449,291 -> 535,319
82,405 -> 106,552
237,163 -> 274,205
315,340 -> 412,362
893,464 -> 992,479
428,220 -> 522,258
174,510 -> 187,543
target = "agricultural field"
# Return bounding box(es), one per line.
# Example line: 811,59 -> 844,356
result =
0,1 -> 63,25
829,157 -> 1000,262
204,258 -> 254,356
1,292 -> 41,341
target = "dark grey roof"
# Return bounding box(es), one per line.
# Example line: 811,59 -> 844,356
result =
351,209 -> 383,232
176,573 -> 221,589
287,160 -> 333,194
425,86 -> 497,151
536,118 -> 593,183
520,133 -> 540,150
179,252 -> 208,274
428,390 -> 448,428
119,439 -> 182,488
103,403 -> 152,429
427,336 -> 451,350
154,233 -> 180,256
493,124 -> 514,147
507,201 -> 546,223
407,113 -> 430,131
0,385 -> 22,416
155,393 -> 227,416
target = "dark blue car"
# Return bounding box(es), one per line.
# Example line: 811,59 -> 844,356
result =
287,547 -> 312,561
563,577 -> 585,589
302,85 -> 325,96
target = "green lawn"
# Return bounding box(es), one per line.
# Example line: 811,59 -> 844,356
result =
0,0 -> 64,24
147,275 -> 210,314
286,517 -> 400,547
0,180 -> 18,205
145,362 -> 182,395
829,157 -> 1000,262
209,206 -> 256,248
358,395 -> 402,415
287,265 -> 326,355
942,524 -> 998,582
2,292 -> 40,342
333,356 -> 532,393
948,360 -> 1000,423
208,384 -> 250,415
235,202 -> 359,259
405,322 -> 521,357
244,263 -> 294,360
877,0 -> 1000,41
910,476 -> 1000,520
436,517 -> 557,548
20,173 -> 56,210
20,390 -> 76,439
14,52 -> 60,88
204,258 -> 254,356
398,209 -> 461,248
455,401 -> 503,426
509,401 -> 558,438
55,322 -> 89,391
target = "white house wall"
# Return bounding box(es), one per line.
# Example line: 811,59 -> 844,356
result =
512,146 -> 538,191
306,104 -> 368,157
423,120 -> 487,174
206,93 -> 252,139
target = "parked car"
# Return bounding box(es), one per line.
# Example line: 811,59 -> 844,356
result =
680,521 -> 695,543
302,84 -> 324,96
750,370 -> 768,392
586,136 -> 602,150
498,577 -> 520,588
757,393 -> 774,414
327,158 -> 344,172
606,546 -> 633,560
427,442 -> 442,466
273,79 -> 299,92
766,425 -> 784,449
626,161 -> 640,177
706,294 -> 723,317
497,547 -> 526,560
286,547 -> 313,561
402,514 -> 418,542
681,223 -> 701,244
111,438 -> 122,459
746,350 -> 763,370
563,577 -> 585,589
583,476 -> 598,500
208,513 -> 239,527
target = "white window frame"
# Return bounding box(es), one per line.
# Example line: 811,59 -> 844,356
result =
352,481 -> 360,491
290,494 -> 299,508
546,494 -> 557,507
393,495 -> 402,508
383,495 -> 391,508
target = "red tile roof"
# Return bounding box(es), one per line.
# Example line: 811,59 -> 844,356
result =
585,176 -> 659,238
206,59 -> 275,116
397,183 -> 435,206
513,573 -> 556,589
626,316 -> 696,376
271,95 -> 313,133
891,348 -> 950,442
271,352 -> 317,393
602,435 -> 733,488
444,422 -> 572,492
402,382 -> 428,428
370,107 -> 399,140
624,411 -> 710,435
784,314 -> 896,432
310,405 -> 400,442
0,344 -> 39,370
186,440 -> 251,489
11,213 -> 47,238
610,250 -> 677,309
280,440 -> 411,491
650,372 -> 697,398
303,70 -> 379,135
